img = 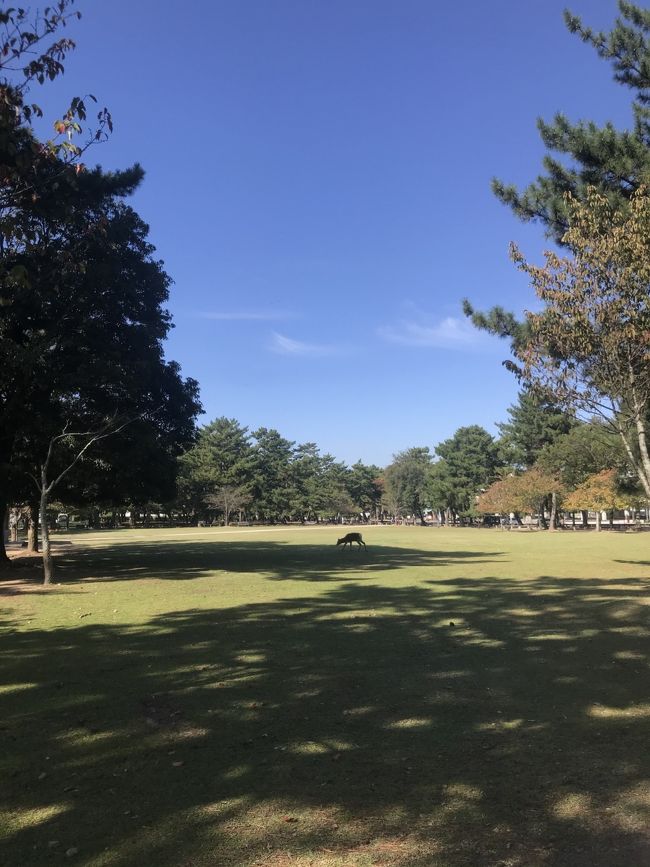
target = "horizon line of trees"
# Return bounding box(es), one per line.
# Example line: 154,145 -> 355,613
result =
16,385 -> 644,535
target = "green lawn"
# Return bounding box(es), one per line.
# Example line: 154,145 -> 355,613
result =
2,525 -> 650,866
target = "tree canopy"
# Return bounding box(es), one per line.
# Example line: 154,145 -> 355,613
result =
509,187 -> 650,498
0,2 -> 201,575
492,1 -> 650,242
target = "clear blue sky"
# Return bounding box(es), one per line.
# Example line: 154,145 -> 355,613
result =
35,0 -> 631,466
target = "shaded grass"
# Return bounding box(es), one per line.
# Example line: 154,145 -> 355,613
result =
2,526 -> 650,866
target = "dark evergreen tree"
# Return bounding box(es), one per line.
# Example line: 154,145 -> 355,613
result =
177,418 -> 252,521
497,390 -> 575,470
433,426 -> 502,517
1,159 -> 201,579
384,447 -> 432,524
493,2 -> 650,243
347,461 -> 384,518
249,428 -> 296,522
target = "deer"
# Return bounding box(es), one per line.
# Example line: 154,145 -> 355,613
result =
336,532 -> 366,549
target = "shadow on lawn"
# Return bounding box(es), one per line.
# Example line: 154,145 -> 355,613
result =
50,539 -> 507,583
3,574 -> 650,866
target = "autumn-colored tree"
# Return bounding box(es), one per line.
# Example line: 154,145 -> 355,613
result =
477,476 -> 523,516
478,468 -> 562,528
506,186 -> 650,501
563,469 -> 630,531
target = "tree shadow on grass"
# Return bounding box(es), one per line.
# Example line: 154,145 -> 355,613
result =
2,575 -> 650,866
52,540 -> 507,584
614,560 -> 650,570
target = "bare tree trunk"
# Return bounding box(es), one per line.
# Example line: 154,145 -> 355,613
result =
9,509 -> 18,542
0,501 -> 8,563
549,491 -> 558,531
26,500 -> 39,552
538,500 -> 548,529
595,511 -> 601,532
39,479 -> 54,584
634,410 -> 650,497
618,406 -> 650,499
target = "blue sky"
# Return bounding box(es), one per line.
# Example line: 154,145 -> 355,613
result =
34,0 -> 632,466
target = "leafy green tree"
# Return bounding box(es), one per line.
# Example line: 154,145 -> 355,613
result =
536,420 -> 627,527
537,421 -> 626,491
426,461 -> 457,523
493,1 -> 650,243
346,461 -> 384,518
0,1 -> 116,560
384,447 -> 432,524
497,389 -> 575,469
1,164 -> 201,580
249,428 -> 295,522
177,418 -> 252,521
310,452 -> 355,521
290,443 -> 325,521
433,426 -> 502,518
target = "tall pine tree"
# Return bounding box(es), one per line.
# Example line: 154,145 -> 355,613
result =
493,2 -> 650,243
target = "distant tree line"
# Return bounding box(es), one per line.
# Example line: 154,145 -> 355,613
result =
168,388 -> 641,531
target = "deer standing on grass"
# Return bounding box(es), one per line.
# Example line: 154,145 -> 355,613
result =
336,532 -> 366,549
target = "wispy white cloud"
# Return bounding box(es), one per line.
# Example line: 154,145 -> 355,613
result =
378,316 -> 485,349
197,310 -> 297,322
269,331 -> 346,357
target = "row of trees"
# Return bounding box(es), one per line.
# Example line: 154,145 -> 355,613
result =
176,419 -> 383,525
382,401 -> 637,530
173,396 -> 635,530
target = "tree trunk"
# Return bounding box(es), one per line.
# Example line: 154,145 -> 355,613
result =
618,409 -> 650,499
538,501 -> 548,529
549,491 -> 558,531
581,509 -> 588,528
0,501 -> 8,563
40,482 -> 54,585
26,500 -> 39,552
633,411 -> 650,498
9,509 -> 18,542
595,511 -> 601,532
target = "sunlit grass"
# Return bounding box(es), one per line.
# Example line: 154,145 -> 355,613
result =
2,525 -> 650,866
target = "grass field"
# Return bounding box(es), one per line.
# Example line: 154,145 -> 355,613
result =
2,524 -> 650,866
